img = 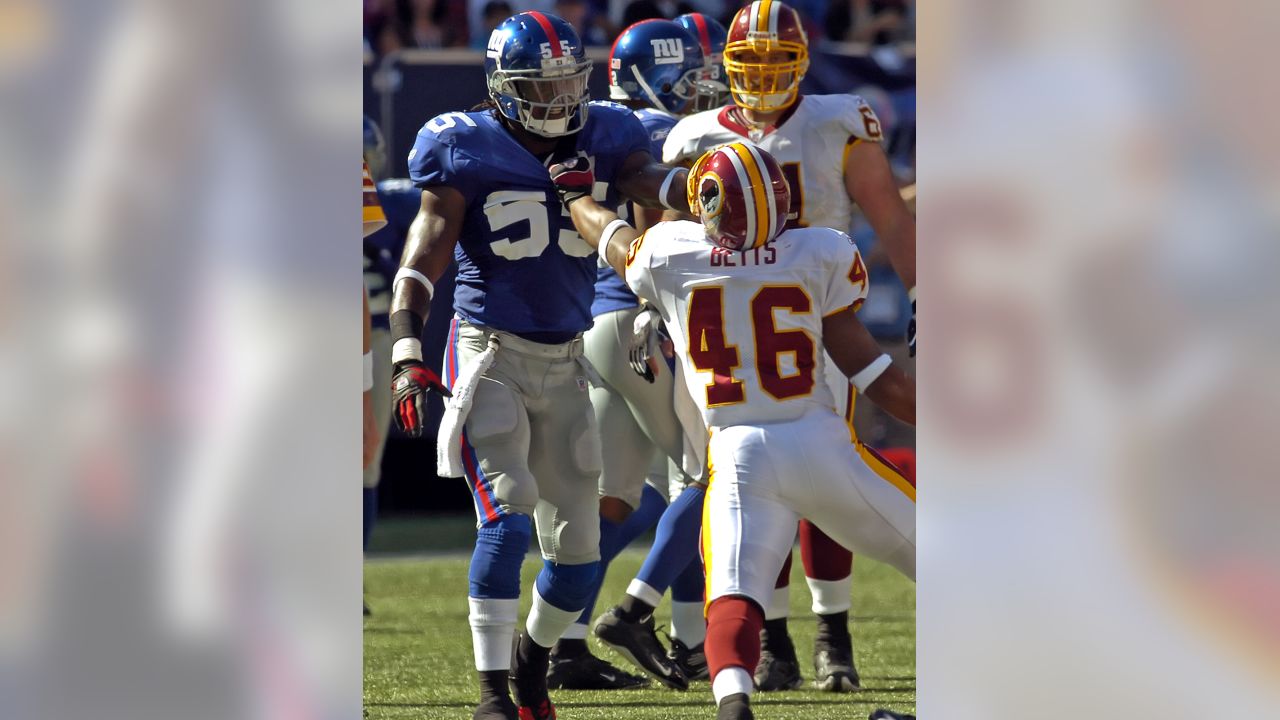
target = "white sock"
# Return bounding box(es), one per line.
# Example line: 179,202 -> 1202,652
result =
765,584 -> 790,620
469,597 -> 519,671
712,666 -> 754,703
526,587 -> 582,649
806,575 -> 853,615
560,622 -> 589,641
671,600 -> 706,647
626,578 -> 663,609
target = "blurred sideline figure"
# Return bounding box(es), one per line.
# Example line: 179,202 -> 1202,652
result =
363,116 -> 423,614
661,0 -> 917,692
546,17 -> 713,691
549,140 -> 916,720
387,11 -> 696,719
364,156 -> 387,479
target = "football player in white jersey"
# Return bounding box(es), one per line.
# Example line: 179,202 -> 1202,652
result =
548,142 -> 916,720
662,0 -> 918,692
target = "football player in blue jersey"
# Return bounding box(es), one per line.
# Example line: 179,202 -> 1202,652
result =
543,18 -> 713,691
388,12 -> 696,720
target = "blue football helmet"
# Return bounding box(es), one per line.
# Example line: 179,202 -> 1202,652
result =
484,12 -> 592,137
674,13 -> 730,112
608,19 -> 706,115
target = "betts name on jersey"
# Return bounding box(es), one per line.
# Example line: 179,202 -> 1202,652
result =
662,94 -> 883,234
625,220 -> 869,429
409,101 -> 650,342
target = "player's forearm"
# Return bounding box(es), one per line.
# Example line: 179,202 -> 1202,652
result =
864,367 -> 915,426
390,199 -> 457,365
880,216 -> 917,290
393,213 -> 451,315
568,197 -> 637,278
618,162 -> 689,213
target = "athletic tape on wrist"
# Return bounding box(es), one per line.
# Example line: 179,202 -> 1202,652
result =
363,351 -> 374,391
851,353 -> 892,393
392,338 -> 423,365
394,267 -> 434,300
658,167 -> 681,211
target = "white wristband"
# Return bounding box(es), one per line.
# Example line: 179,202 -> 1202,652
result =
658,167 -> 681,211
394,267 -> 434,300
601,219 -> 631,247
908,286 -> 917,303
851,353 -> 892,393
391,337 -> 423,365
362,351 -> 374,391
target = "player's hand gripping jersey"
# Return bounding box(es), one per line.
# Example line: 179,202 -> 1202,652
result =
409,101 -> 650,340
592,107 -> 679,318
625,220 -> 869,428
662,94 -> 884,233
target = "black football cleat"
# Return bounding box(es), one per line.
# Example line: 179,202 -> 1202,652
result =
869,710 -> 914,720
753,626 -> 802,691
546,649 -> 649,690
813,633 -> 861,692
472,695 -> 519,720
510,632 -> 556,720
716,692 -> 755,720
668,638 -> 709,681
592,606 -> 689,690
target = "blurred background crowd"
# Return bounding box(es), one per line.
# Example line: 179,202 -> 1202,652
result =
364,0 -> 914,56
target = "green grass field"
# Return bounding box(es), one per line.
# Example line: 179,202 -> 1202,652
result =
364,529 -> 914,720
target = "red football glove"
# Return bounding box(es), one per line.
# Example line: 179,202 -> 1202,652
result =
547,152 -> 595,208
391,361 -> 451,437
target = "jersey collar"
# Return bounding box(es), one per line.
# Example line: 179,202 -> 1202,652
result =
717,96 -> 805,141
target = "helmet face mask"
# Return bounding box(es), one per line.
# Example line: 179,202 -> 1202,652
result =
486,12 -> 593,137
687,142 -> 791,251
724,1 -> 810,113
674,13 -> 731,112
490,66 -> 592,136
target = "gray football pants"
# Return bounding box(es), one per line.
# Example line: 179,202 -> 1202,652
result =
446,319 -> 603,565
584,306 -> 697,509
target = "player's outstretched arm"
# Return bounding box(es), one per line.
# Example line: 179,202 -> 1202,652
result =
548,157 -> 639,279
823,306 -> 915,425
845,141 -> 916,289
846,141 -> 917,356
614,150 -> 691,214
386,186 -> 462,436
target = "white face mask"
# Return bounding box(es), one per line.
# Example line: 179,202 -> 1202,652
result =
490,64 -> 592,137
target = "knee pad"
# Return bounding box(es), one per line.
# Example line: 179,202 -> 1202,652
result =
468,514 -> 532,599
534,559 -> 600,612
569,411 -> 603,478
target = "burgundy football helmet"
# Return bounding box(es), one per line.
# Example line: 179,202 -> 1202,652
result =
687,142 -> 791,250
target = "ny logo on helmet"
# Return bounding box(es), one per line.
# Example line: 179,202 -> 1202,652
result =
650,37 -> 685,64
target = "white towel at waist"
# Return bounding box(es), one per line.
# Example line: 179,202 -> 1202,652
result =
436,335 -> 500,478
